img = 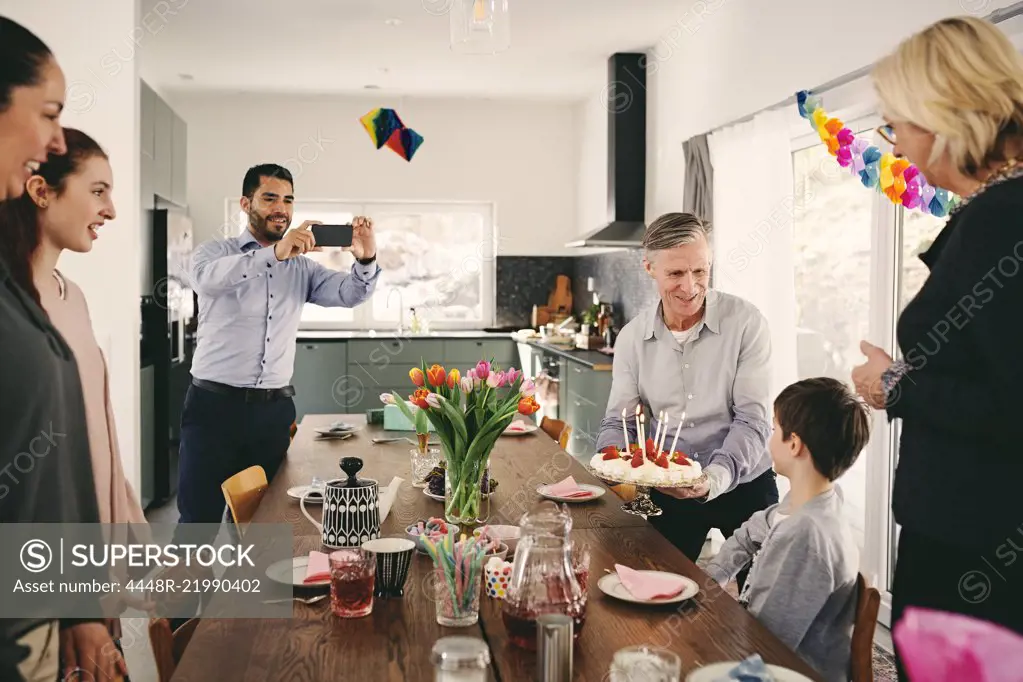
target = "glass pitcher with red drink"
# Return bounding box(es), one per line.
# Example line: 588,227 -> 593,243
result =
501,501 -> 588,649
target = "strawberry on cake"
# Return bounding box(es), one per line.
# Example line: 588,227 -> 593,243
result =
589,440 -> 703,486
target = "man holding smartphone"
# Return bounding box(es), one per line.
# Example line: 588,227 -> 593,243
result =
177,162 -> 380,533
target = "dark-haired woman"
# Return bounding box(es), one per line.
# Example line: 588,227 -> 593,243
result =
0,15 -> 126,682
1,126 -> 148,679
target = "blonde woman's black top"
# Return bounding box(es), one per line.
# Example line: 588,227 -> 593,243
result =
888,175 -> 1023,550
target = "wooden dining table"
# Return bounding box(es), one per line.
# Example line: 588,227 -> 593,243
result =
172,414 -> 823,681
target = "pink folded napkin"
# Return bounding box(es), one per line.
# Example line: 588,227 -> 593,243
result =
894,607 -> 1023,682
615,563 -> 686,600
506,421 -> 529,432
545,476 -> 593,498
304,551 -> 330,584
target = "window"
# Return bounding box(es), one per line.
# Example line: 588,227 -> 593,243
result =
225,199 -> 497,330
791,125 -> 877,551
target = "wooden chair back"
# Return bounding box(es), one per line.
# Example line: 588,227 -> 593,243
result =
851,572 -> 881,682
149,617 -> 199,682
540,416 -> 565,442
221,465 -> 268,536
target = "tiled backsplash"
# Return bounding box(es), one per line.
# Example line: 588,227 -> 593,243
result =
495,252 -> 657,332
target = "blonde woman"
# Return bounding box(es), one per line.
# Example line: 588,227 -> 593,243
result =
850,14 -> 1023,673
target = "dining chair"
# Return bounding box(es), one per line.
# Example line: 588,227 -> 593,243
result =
539,416 -> 566,442
221,465 -> 268,537
290,420 -> 298,441
850,572 -> 881,682
149,617 -> 199,682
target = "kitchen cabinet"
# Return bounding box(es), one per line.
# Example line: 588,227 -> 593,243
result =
445,339 -> 516,369
171,111 -> 188,206
547,355 -> 613,457
140,79 -> 187,206
293,342 -> 348,420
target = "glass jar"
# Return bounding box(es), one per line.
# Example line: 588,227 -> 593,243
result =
410,447 -> 441,488
500,501 -> 587,649
431,636 -> 491,682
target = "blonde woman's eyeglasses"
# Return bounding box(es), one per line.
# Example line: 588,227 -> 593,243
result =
877,124 -> 896,146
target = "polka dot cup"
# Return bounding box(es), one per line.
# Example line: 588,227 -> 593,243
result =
485,557 -> 513,599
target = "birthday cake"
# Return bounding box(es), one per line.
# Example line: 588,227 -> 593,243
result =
589,441 -> 703,486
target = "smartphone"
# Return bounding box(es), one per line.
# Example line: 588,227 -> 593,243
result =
310,223 -> 353,248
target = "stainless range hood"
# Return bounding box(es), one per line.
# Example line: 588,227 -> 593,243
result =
566,52 -> 647,249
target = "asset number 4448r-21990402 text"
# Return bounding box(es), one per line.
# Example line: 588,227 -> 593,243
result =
124,578 -> 262,593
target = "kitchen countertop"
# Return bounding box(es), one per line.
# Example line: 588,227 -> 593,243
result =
519,338 -> 614,371
295,330 -> 513,340
293,330 -> 616,371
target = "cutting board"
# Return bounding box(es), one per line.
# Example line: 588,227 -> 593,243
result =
547,275 -> 573,315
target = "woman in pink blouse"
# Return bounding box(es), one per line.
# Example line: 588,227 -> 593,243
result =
0,126 -> 146,661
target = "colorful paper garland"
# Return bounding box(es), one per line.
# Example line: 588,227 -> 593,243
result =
796,90 -> 958,217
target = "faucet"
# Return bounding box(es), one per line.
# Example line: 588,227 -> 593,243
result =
387,288 -> 404,334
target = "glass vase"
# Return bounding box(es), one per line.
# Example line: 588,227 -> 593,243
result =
410,447 -> 441,489
444,454 -> 491,525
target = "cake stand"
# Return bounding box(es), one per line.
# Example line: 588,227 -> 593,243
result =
582,464 -> 708,518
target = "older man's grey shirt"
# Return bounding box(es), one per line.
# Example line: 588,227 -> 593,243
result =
595,290 -> 772,496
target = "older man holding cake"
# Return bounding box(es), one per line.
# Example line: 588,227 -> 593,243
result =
594,212 -> 778,566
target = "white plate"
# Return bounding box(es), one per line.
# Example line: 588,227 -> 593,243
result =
265,556 -> 330,588
536,483 -> 605,502
287,485 -> 324,503
685,662 -> 814,682
423,489 -> 491,502
502,422 -> 539,436
597,571 -> 699,605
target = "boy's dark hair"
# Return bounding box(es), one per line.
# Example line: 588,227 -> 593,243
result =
774,377 -> 870,481
241,163 -> 293,199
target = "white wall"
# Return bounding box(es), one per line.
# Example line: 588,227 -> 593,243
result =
573,0 -> 1020,230
3,0 -> 143,493
166,93 -> 578,255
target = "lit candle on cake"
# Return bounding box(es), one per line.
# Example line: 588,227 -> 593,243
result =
658,413 -> 670,454
638,413 -> 646,451
652,410 -> 664,449
635,405 -> 643,451
668,411 -> 686,455
620,407 -> 630,452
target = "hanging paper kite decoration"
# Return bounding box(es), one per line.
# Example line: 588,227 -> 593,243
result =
359,108 -> 424,162
795,90 -> 958,217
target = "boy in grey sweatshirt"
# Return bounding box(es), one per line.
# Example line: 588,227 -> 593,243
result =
705,377 -> 871,682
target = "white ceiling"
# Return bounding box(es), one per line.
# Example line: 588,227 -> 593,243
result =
139,0 -> 690,100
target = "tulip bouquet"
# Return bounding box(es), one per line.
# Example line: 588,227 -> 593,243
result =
383,359 -> 539,523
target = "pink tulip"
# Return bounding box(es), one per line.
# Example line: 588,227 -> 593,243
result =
520,378 -> 536,397
466,368 -> 477,380
486,372 -> 504,389
505,367 -> 522,384
379,392 -> 395,405
425,393 -> 443,408
460,376 -> 473,393
474,360 -> 491,381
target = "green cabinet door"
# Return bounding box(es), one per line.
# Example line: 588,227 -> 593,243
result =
292,342 -> 349,420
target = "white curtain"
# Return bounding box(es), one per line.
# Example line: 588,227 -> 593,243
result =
708,109 -> 798,401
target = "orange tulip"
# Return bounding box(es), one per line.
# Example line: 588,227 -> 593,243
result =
409,367 -> 425,387
410,388 -> 431,409
447,368 -> 461,390
426,364 -> 447,387
517,395 -> 540,415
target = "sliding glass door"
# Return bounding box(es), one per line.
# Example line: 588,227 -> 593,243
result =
790,117 -> 949,626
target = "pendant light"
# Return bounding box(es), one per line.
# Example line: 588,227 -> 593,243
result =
450,0 -> 510,55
